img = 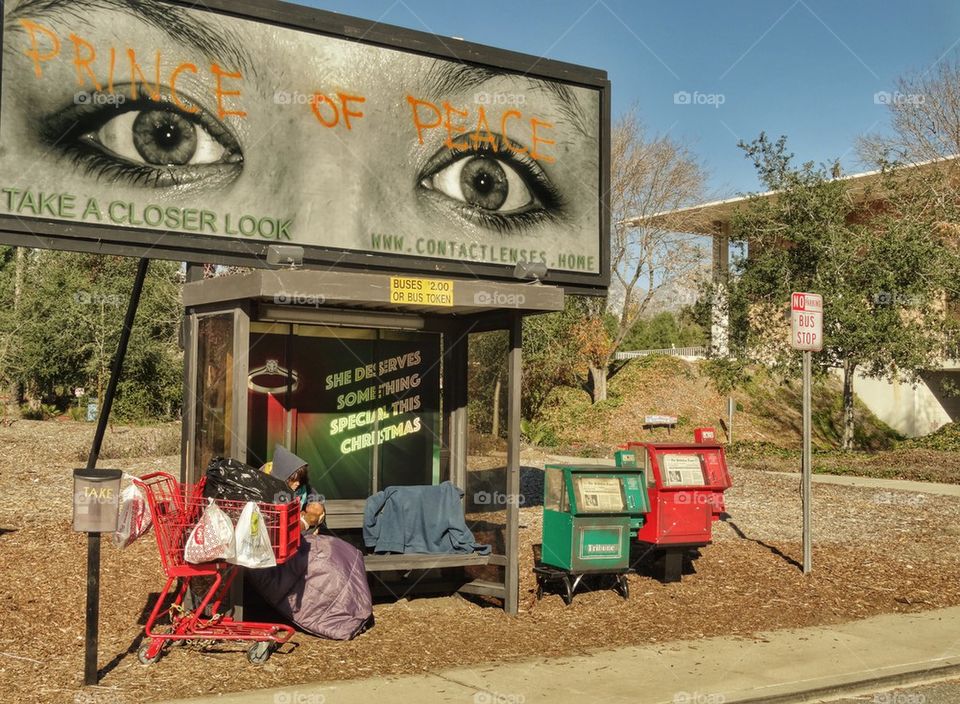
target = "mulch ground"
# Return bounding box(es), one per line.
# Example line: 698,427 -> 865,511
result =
2,421 -> 959,704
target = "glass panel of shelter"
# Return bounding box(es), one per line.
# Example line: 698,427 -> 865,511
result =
193,312 -> 235,473
244,321 -> 443,500
462,330 -> 509,589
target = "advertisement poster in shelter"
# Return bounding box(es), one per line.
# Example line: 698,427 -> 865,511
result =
246,327 -> 440,501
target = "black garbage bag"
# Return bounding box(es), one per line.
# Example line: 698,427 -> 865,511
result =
203,457 -> 292,504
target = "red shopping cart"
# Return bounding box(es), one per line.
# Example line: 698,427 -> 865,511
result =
133,472 -> 300,665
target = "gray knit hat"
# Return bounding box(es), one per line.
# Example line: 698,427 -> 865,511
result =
271,444 -> 308,482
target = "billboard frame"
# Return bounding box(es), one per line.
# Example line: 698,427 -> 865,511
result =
0,0 -> 611,293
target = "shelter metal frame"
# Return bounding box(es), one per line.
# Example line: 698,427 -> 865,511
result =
180,268 -> 563,614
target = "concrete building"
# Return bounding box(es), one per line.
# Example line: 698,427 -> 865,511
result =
627,156 -> 960,437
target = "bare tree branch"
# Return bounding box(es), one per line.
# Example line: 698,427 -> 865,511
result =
580,106 -> 709,401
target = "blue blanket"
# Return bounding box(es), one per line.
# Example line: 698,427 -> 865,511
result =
362,482 -> 491,555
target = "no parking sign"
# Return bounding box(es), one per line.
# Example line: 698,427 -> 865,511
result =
791,292 -> 823,351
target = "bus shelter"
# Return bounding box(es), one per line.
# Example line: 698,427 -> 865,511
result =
180,268 -> 563,614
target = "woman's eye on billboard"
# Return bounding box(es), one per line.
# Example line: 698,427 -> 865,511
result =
419,134 -> 565,234
39,85 -> 244,190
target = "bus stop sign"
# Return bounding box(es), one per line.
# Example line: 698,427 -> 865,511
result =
791,292 -> 823,351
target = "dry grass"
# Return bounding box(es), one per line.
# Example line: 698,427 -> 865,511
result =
538,356 -> 899,456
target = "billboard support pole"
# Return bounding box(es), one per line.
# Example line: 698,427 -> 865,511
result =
185,263 -> 205,283
86,257 -> 150,470
83,256 -> 149,686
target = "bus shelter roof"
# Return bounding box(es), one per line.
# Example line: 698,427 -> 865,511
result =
182,268 -> 564,318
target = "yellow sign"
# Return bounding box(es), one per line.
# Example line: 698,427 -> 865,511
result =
389,277 -> 454,307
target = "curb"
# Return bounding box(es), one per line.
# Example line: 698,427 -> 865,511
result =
724,659 -> 960,703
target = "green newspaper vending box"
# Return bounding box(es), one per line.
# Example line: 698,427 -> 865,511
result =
541,460 -> 650,572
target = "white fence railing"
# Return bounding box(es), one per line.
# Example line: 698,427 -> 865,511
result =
615,346 -> 708,360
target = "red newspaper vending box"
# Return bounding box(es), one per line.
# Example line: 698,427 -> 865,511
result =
693,427 -> 716,443
623,441 -> 732,582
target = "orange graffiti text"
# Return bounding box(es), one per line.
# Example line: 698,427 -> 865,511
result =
406,95 -> 555,162
16,19 -> 246,118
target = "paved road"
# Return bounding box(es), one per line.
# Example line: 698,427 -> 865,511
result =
831,678 -> 960,703
766,471 -> 960,498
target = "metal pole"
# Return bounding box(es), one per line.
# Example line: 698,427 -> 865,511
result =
83,257 -> 149,686
450,329 -> 469,493
181,263 -> 206,485
83,532 -> 101,685
802,350 -> 812,574
504,313 -> 522,615
727,396 -> 735,444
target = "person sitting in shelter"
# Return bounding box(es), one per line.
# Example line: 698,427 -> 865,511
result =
262,444 -> 325,534
250,445 -> 372,640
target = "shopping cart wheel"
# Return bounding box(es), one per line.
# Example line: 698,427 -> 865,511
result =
246,641 -> 272,665
137,641 -> 162,666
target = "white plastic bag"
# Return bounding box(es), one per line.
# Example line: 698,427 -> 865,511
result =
113,483 -> 152,549
184,499 -> 236,563
229,502 -> 276,569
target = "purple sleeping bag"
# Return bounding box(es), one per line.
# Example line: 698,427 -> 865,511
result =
247,533 -> 372,640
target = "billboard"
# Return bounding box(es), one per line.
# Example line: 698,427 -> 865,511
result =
0,0 -> 610,291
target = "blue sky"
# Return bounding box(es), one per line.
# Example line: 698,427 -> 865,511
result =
295,0 -> 960,199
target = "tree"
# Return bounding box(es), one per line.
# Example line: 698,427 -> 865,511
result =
620,309 -> 706,351
0,247 -> 27,409
858,58 -> 960,165
730,133 -> 957,449
467,298 -> 585,436
581,108 -> 708,402
9,252 -> 183,420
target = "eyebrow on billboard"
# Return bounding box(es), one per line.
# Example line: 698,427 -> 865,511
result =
7,0 -> 253,75
423,63 -> 592,138
10,0 -> 591,133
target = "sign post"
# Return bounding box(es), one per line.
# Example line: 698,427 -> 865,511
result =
791,292 -> 823,575
727,396 -> 735,444
77,258 -> 148,685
